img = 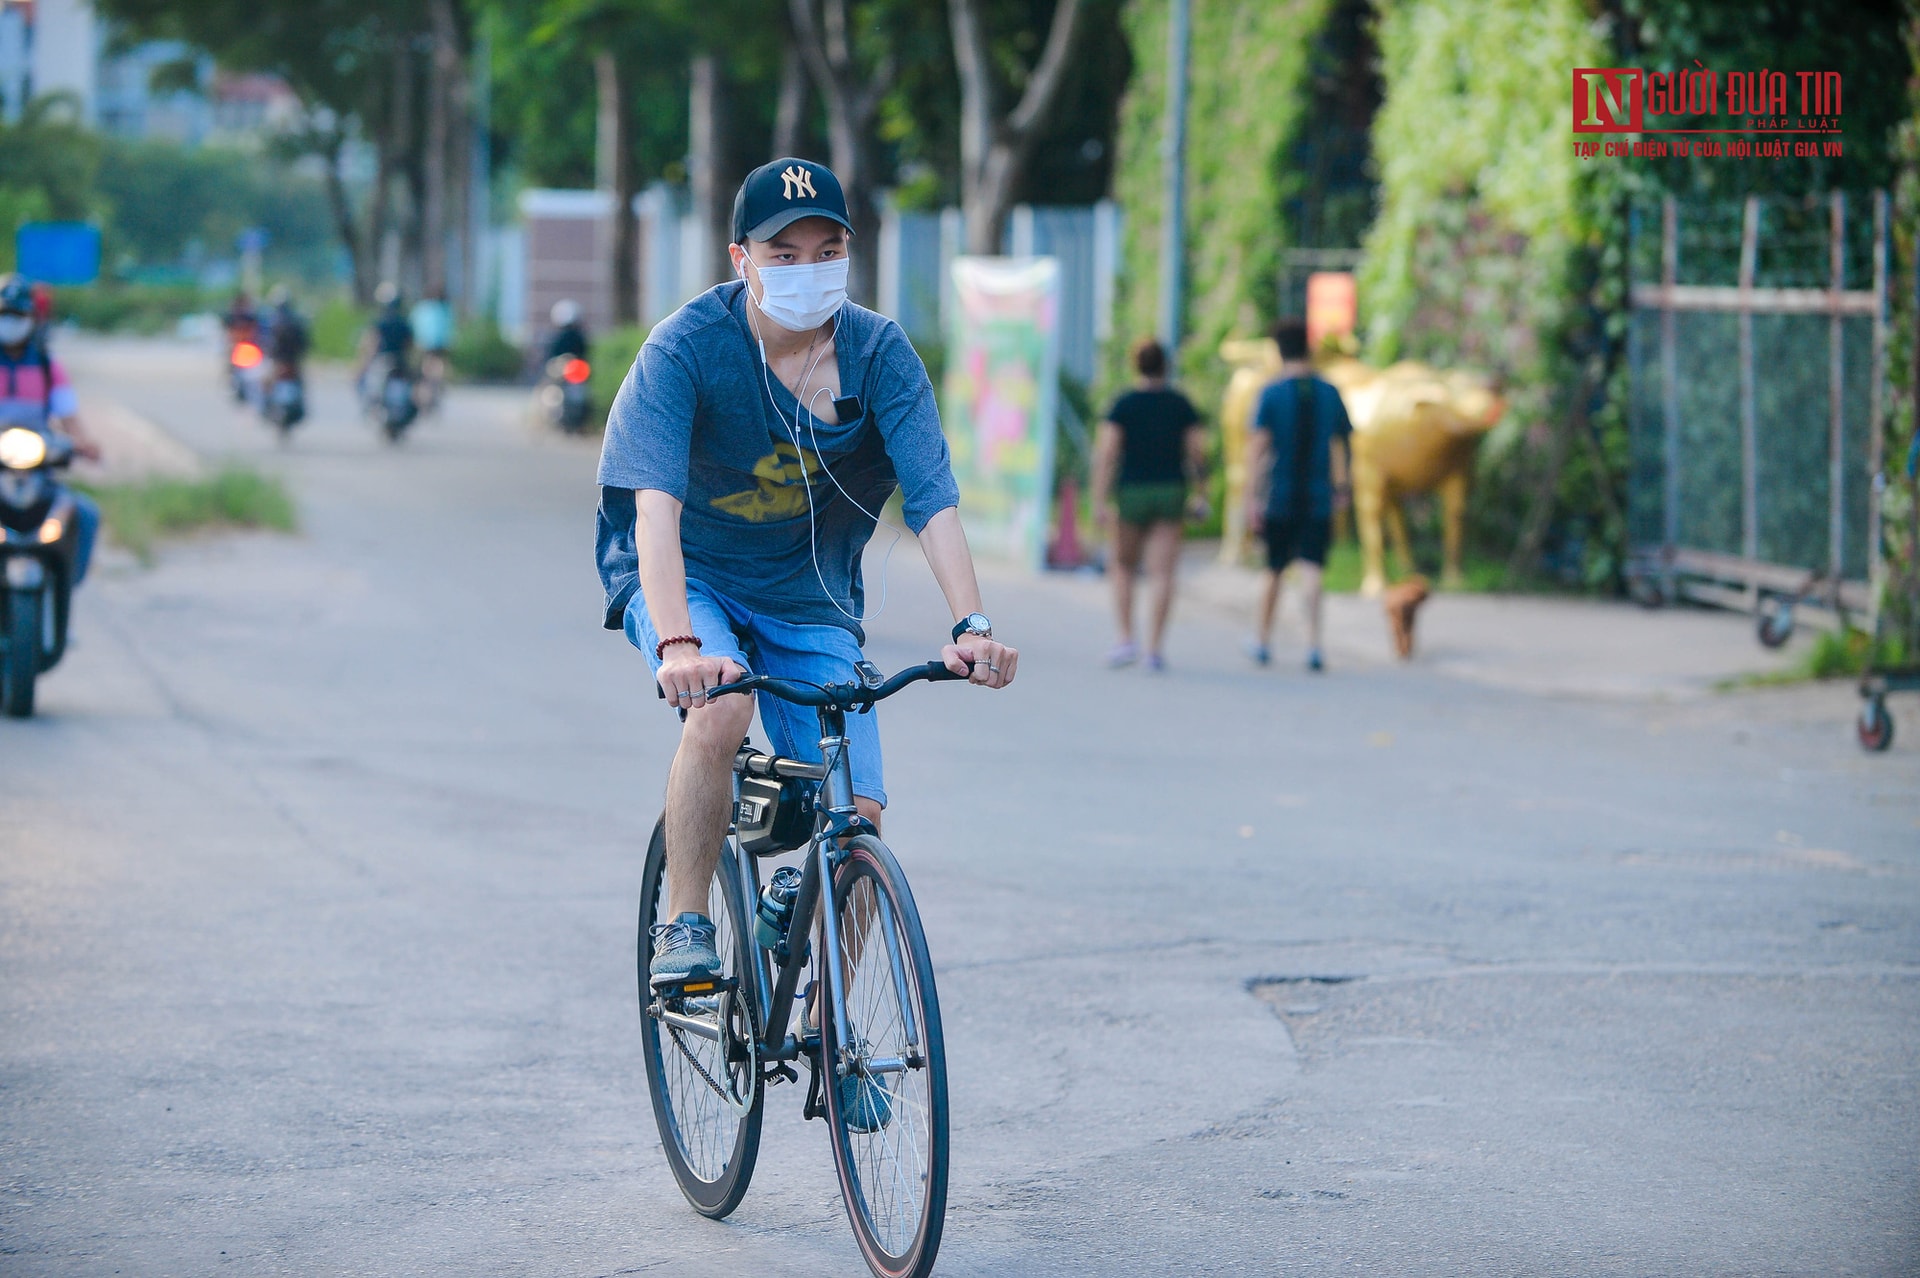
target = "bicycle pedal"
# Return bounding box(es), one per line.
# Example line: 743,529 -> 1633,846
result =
653,974 -> 736,1000
763,1061 -> 799,1087
801,1053 -> 826,1121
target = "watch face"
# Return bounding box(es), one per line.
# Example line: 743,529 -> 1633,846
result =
966,613 -> 991,634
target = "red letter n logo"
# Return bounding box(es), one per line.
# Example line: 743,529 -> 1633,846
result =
1572,68 -> 1642,133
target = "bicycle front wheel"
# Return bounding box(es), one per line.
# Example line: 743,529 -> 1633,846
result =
637,816 -> 763,1218
822,836 -> 949,1278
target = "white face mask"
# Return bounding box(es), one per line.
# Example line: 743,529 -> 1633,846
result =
0,315 -> 32,345
744,257 -> 848,332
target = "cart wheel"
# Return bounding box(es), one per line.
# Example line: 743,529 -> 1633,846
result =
1756,598 -> 1794,649
1629,573 -> 1667,610
1857,696 -> 1894,753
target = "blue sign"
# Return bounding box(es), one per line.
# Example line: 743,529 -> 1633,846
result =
15,222 -> 102,285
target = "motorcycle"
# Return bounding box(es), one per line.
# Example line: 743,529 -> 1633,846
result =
262,363 -> 306,439
0,427 -> 79,718
539,354 -> 593,434
362,356 -> 419,443
228,336 -> 264,404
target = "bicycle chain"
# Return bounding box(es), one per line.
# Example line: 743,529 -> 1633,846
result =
666,992 -> 757,1106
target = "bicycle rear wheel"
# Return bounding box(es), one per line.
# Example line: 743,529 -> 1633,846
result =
637,816 -> 763,1217
822,836 -> 948,1278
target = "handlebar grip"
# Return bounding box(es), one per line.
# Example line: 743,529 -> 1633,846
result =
924,659 -> 970,682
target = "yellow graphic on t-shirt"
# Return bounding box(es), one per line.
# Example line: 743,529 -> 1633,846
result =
709,441 -> 823,522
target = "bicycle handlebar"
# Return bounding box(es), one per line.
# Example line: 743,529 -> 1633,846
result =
656,659 -> 971,711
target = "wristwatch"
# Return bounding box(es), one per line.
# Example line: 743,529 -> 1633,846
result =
951,612 -> 993,643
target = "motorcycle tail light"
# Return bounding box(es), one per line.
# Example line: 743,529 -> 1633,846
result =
562,358 -> 591,384
232,341 -> 263,369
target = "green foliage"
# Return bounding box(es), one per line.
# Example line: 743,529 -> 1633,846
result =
1614,0 -> 1906,202
1359,0 -> 1624,590
75,466 -> 297,564
1110,0 -> 1330,410
53,283 -> 207,334
1736,625 -> 1909,687
309,298 -> 369,361
448,318 -> 524,382
1881,12 -> 1920,659
0,96 -> 104,272
1360,0 -> 1604,368
94,138 -> 335,279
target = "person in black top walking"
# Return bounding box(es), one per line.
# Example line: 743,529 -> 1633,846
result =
1245,318 -> 1352,672
1089,338 -> 1207,670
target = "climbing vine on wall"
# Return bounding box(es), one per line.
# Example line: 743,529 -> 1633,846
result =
1359,0 -> 1619,580
1108,0 -> 1331,409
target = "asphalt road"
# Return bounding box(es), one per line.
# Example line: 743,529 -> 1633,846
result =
3,336 -> 1917,1276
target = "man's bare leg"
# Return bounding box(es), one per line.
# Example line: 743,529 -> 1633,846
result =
1110,520 -> 1144,648
1143,520 -> 1182,659
1255,566 -> 1285,648
664,693 -> 755,919
1296,560 -> 1326,662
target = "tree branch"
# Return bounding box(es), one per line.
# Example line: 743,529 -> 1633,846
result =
1004,0 -> 1087,141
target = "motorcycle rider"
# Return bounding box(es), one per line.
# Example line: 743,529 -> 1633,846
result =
355,282 -> 416,399
410,288 -> 453,410
264,285 -> 309,374
545,298 -> 589,363
0,275 -> 101,584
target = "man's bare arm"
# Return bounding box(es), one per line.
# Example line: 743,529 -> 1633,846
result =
916,506 -> 1016,688
636,488 -> 740,704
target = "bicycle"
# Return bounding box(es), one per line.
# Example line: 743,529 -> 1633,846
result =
638,658 -> 964,1278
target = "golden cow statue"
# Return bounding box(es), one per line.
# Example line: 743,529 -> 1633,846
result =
1217,340 -> 1504,596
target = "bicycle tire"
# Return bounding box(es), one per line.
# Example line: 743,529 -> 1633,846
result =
637,815 -> 763,1218
822,836 -> 948,1278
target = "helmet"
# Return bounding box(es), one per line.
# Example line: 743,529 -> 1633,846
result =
0,274 -> 32,316
374,281 -> 400,309
551,299 -> 580,326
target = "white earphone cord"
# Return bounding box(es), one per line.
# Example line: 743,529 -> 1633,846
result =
748,306 -> 902,627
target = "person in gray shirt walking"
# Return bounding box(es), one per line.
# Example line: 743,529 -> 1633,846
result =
595,157 -> 1018,988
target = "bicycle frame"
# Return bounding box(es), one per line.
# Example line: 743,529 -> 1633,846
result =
729,698 -> 869,1073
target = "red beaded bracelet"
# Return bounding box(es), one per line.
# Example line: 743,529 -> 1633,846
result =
654,634 -> 703,661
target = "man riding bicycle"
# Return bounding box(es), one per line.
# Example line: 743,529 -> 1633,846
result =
596,157 -> 1017,989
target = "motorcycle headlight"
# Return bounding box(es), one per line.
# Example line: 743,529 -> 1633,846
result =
0,428 -> 47,470
38,516 -> 63,543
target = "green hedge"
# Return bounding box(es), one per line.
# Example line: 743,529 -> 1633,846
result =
1109,0 -> 1330,410
449,319 -> 525,382
53,282 -> 209,334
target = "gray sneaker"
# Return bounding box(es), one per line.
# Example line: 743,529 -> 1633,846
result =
838,1071 -> 894,1133
649,912 -> 722,989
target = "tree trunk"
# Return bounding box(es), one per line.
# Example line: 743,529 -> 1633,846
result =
423,0 -> 466,303
772,44 -> 808,159
947,0 -> 1088,256
390,38 -> 418,294
688,54 -> 730,292
595,50 -> 638,324
790,0 -> 893,305
320,128 -> 371,305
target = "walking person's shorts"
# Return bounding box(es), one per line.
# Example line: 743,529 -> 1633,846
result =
1113,482 -> 1187,527
1263,515 -> 1332,570
625,577 -> 887,807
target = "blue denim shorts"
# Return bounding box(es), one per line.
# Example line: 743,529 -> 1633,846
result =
625,577 -> 886,807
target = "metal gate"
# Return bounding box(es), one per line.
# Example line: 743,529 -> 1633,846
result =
1627,192 -> 1889,626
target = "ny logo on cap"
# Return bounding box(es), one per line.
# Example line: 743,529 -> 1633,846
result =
780,165 -> 816,200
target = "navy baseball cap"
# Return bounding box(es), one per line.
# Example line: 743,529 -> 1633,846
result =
732,157 -> 853,245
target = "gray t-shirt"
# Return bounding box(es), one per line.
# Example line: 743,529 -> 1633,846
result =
595,281 -> 959,642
